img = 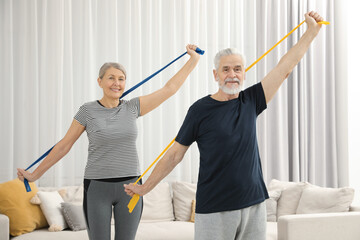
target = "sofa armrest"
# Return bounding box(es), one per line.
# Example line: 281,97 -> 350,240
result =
0,214 -> 9,240
278,212 -> 360,240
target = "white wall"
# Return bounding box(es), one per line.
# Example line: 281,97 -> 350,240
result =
335,0 -> 349,187
347,0 -> 360,203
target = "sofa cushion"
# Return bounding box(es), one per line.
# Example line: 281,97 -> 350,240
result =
172,181 -> 197,221
296,186 -> 354,214
37,191 -> 68,231
136,221 -> 194,240
0,179 -> 47,236
10,228 -> 90,240
266,190 -> 281,222
61,202 -> 87,231
141,182 -> 174,222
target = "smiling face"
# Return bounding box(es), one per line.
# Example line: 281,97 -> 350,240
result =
213,54 -> 245,95
97,67 -> 126,99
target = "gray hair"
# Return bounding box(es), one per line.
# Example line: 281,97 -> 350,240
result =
98,62 -> 127,79
214,48 -> 246,70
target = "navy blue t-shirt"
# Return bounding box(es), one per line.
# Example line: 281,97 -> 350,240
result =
175,82 -> 269,214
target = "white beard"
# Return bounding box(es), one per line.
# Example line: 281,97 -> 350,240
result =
218,77 -> 243,95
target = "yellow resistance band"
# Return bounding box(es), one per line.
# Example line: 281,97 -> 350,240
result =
128,20 -> 330,213
127,138 -> 175,211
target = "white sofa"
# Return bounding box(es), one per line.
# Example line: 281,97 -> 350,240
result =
1,180 -> 360,240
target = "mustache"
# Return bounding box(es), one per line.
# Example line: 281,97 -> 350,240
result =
224,78 -> 241,83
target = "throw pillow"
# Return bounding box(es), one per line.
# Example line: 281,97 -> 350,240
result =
140,182 -> 174,222
30,194 -> 41,205
276,182 -> 308,219
57,185 -> 83,203
267,179 -> 299,192
190,200 -> 196,223
30,189 -> 67,205
265,190 -> 281,222
37,185 -> 83,203
172,181 -> 197,221
61,202 -> 87,231
0,179 -> 47,236
296,186 -> 355,214
37,191 -> 68,231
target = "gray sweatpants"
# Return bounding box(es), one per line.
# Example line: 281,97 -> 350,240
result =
83,177 -> 143,240
195,201 -> 266,240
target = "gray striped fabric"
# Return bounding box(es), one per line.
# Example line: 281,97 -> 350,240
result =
74,98 -> 141,179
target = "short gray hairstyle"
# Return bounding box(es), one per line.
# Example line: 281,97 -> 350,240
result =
214,48 -> 246,70
98,62 -> 127,79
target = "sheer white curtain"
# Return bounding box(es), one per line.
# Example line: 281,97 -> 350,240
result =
0,0 -> 343,188
255,0 -> 340,187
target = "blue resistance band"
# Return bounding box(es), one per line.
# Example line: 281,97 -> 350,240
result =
23,47 -> 204,192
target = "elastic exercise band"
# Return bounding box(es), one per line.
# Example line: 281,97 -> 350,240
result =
23,47 -> 204,192
127,20 -> 330,213
246,21 -> 329,71
23,145 -> 55,192
122,48 -> 204,98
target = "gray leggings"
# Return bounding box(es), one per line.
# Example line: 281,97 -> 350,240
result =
83,177 -> 143,240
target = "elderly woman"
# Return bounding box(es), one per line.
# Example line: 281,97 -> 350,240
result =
17,44 -> 201,240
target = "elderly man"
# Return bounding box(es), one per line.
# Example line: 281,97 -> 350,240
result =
125,11 -> 324,240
